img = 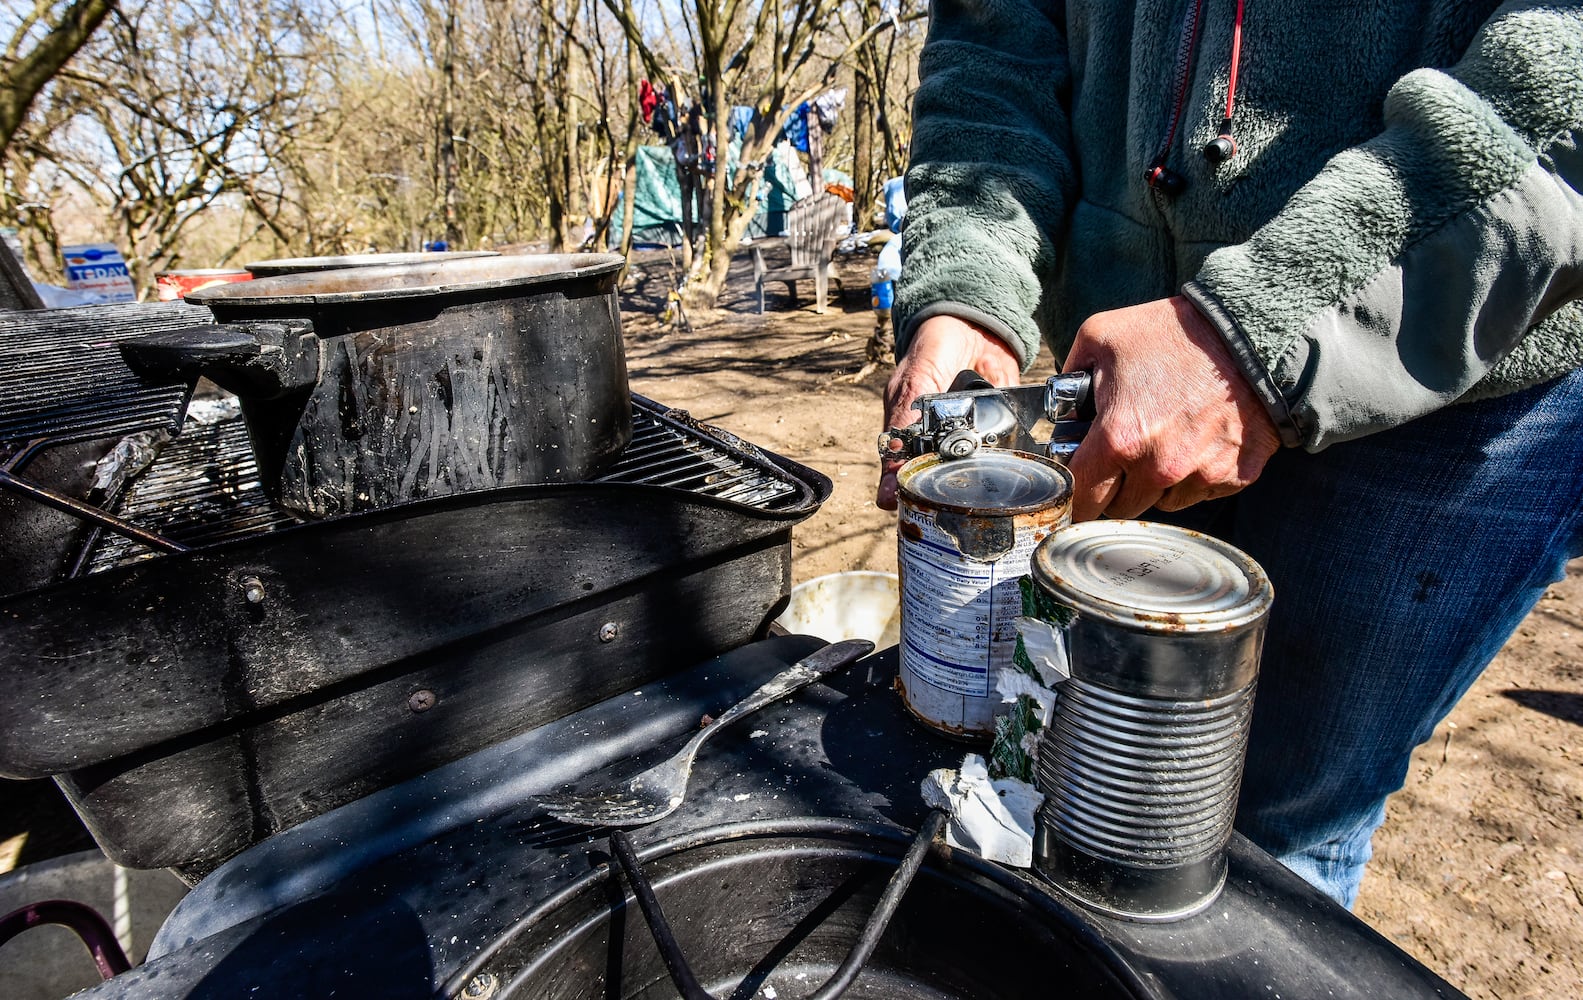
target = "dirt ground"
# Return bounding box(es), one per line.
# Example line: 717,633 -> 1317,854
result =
623,246 -> 1583,1000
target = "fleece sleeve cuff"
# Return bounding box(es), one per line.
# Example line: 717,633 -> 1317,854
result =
896,301 -> 1041,372
1189,6 -> 1583,449
1180,283 -> 1304,449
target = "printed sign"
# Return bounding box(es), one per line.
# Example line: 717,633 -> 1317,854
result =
61,244 -> 137,303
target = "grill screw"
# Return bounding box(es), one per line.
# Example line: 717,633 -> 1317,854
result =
241,577 -> 266,604
408,689 -> 436,713
461,973 -> 498,999
599,622 -> 619,643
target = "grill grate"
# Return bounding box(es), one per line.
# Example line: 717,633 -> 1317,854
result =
600,400 -> 803,510
85,409 -> 295,572
86,394 -> 810,572
0,302 -> 211,449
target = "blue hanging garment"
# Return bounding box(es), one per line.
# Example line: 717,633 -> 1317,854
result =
783,102 -> 811,153
729,106 -> 755,141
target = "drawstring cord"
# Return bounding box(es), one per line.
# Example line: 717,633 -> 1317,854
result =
1209,0 -> 1247,159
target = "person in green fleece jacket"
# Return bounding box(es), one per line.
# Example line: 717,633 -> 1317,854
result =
878,0 -> 1583,906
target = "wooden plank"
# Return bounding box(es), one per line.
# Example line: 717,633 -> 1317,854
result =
56,542 -> 790,874
0,485 -> 802,778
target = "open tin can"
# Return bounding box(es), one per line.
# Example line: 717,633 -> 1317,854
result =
1029,520 -> 1272,920
895,450 -> 1073,738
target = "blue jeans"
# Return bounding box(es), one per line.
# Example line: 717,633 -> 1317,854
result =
1162,369 -> 1583,907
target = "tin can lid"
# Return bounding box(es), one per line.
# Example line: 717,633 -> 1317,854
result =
1030,520 -> 1272,632
898,451 -> 1073,515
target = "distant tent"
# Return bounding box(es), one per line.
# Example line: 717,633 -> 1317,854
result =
611,142 -> 843,248
609,146 -> 688,247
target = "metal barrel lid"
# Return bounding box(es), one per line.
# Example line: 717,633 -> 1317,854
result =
897,450 -> 1073,515
1030,520 -> 1272,633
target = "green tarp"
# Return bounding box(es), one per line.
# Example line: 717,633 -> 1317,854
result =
611,142 -> 843,247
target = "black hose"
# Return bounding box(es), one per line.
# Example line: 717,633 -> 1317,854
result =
804,808 -> 949,1000
608,829 -> 713,1000
610,809 -> 950,1000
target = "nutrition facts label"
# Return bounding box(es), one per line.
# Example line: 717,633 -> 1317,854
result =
899,509 -> 1041,698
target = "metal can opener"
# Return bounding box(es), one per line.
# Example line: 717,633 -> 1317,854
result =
878,370 -> 1093,463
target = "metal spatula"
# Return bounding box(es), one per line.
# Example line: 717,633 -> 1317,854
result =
535,638 -> 874,827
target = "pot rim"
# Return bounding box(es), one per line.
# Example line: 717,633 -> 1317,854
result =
244,250 -> 499,276
439,816 -> 1161,1000
190,253 -> 623,308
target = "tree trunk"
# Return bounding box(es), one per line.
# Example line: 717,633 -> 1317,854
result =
853,67 -> 876,228
439,0 -> 462,246
691,157 -> 768,309
617,151 -> 639,279
689,69 -> 732,306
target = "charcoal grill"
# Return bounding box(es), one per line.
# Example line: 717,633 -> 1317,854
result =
0,301 -> 1467,1000
0,301 -> 830,880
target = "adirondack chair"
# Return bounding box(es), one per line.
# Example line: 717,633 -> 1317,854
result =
751,191 -> 849,314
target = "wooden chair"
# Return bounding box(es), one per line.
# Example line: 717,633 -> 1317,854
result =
751,191 -> 848,314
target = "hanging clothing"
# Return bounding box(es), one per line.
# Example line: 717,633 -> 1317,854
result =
639,79 -> 659,124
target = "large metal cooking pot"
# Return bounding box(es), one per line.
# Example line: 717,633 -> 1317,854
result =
125,254 -> 630,518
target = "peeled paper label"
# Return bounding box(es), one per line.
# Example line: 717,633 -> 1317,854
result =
1012,615 -> 1070,687
920,753 -> 1044,868
899,509 -> 1040,698
995,668 -> 1057,728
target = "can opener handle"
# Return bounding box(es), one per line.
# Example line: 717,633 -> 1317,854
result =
878,370 -> 1093,463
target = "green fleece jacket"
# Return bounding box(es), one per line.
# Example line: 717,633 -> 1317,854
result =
896,0 -> 1583,449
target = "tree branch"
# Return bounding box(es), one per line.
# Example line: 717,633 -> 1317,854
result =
0,0 -> 117,157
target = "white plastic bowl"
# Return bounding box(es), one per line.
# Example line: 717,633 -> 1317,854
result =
775,571 -> 900,648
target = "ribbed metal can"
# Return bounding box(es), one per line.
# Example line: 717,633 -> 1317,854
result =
896,450 -> 1073,738
1028,520 -> 1272,920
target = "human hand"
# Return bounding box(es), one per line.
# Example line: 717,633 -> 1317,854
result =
876,315 -> 1022,510
1062,296 -> 1281,521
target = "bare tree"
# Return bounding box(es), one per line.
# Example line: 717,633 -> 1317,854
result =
520,0 -> 589,251
439,0 -> 462,245
583,0 -> 643,259
0,0 -> 116,158
603,0 -> 893,309
9,0 -> 327,292
844,0 -> 924,224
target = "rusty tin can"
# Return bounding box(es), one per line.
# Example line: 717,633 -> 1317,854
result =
1028,520 -> 1273,920
896,450 -> 1073,738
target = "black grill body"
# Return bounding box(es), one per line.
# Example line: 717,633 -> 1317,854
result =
66,639 -> 1466,1000
0,304 -> 1467,1000
0,304 -> 829,878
